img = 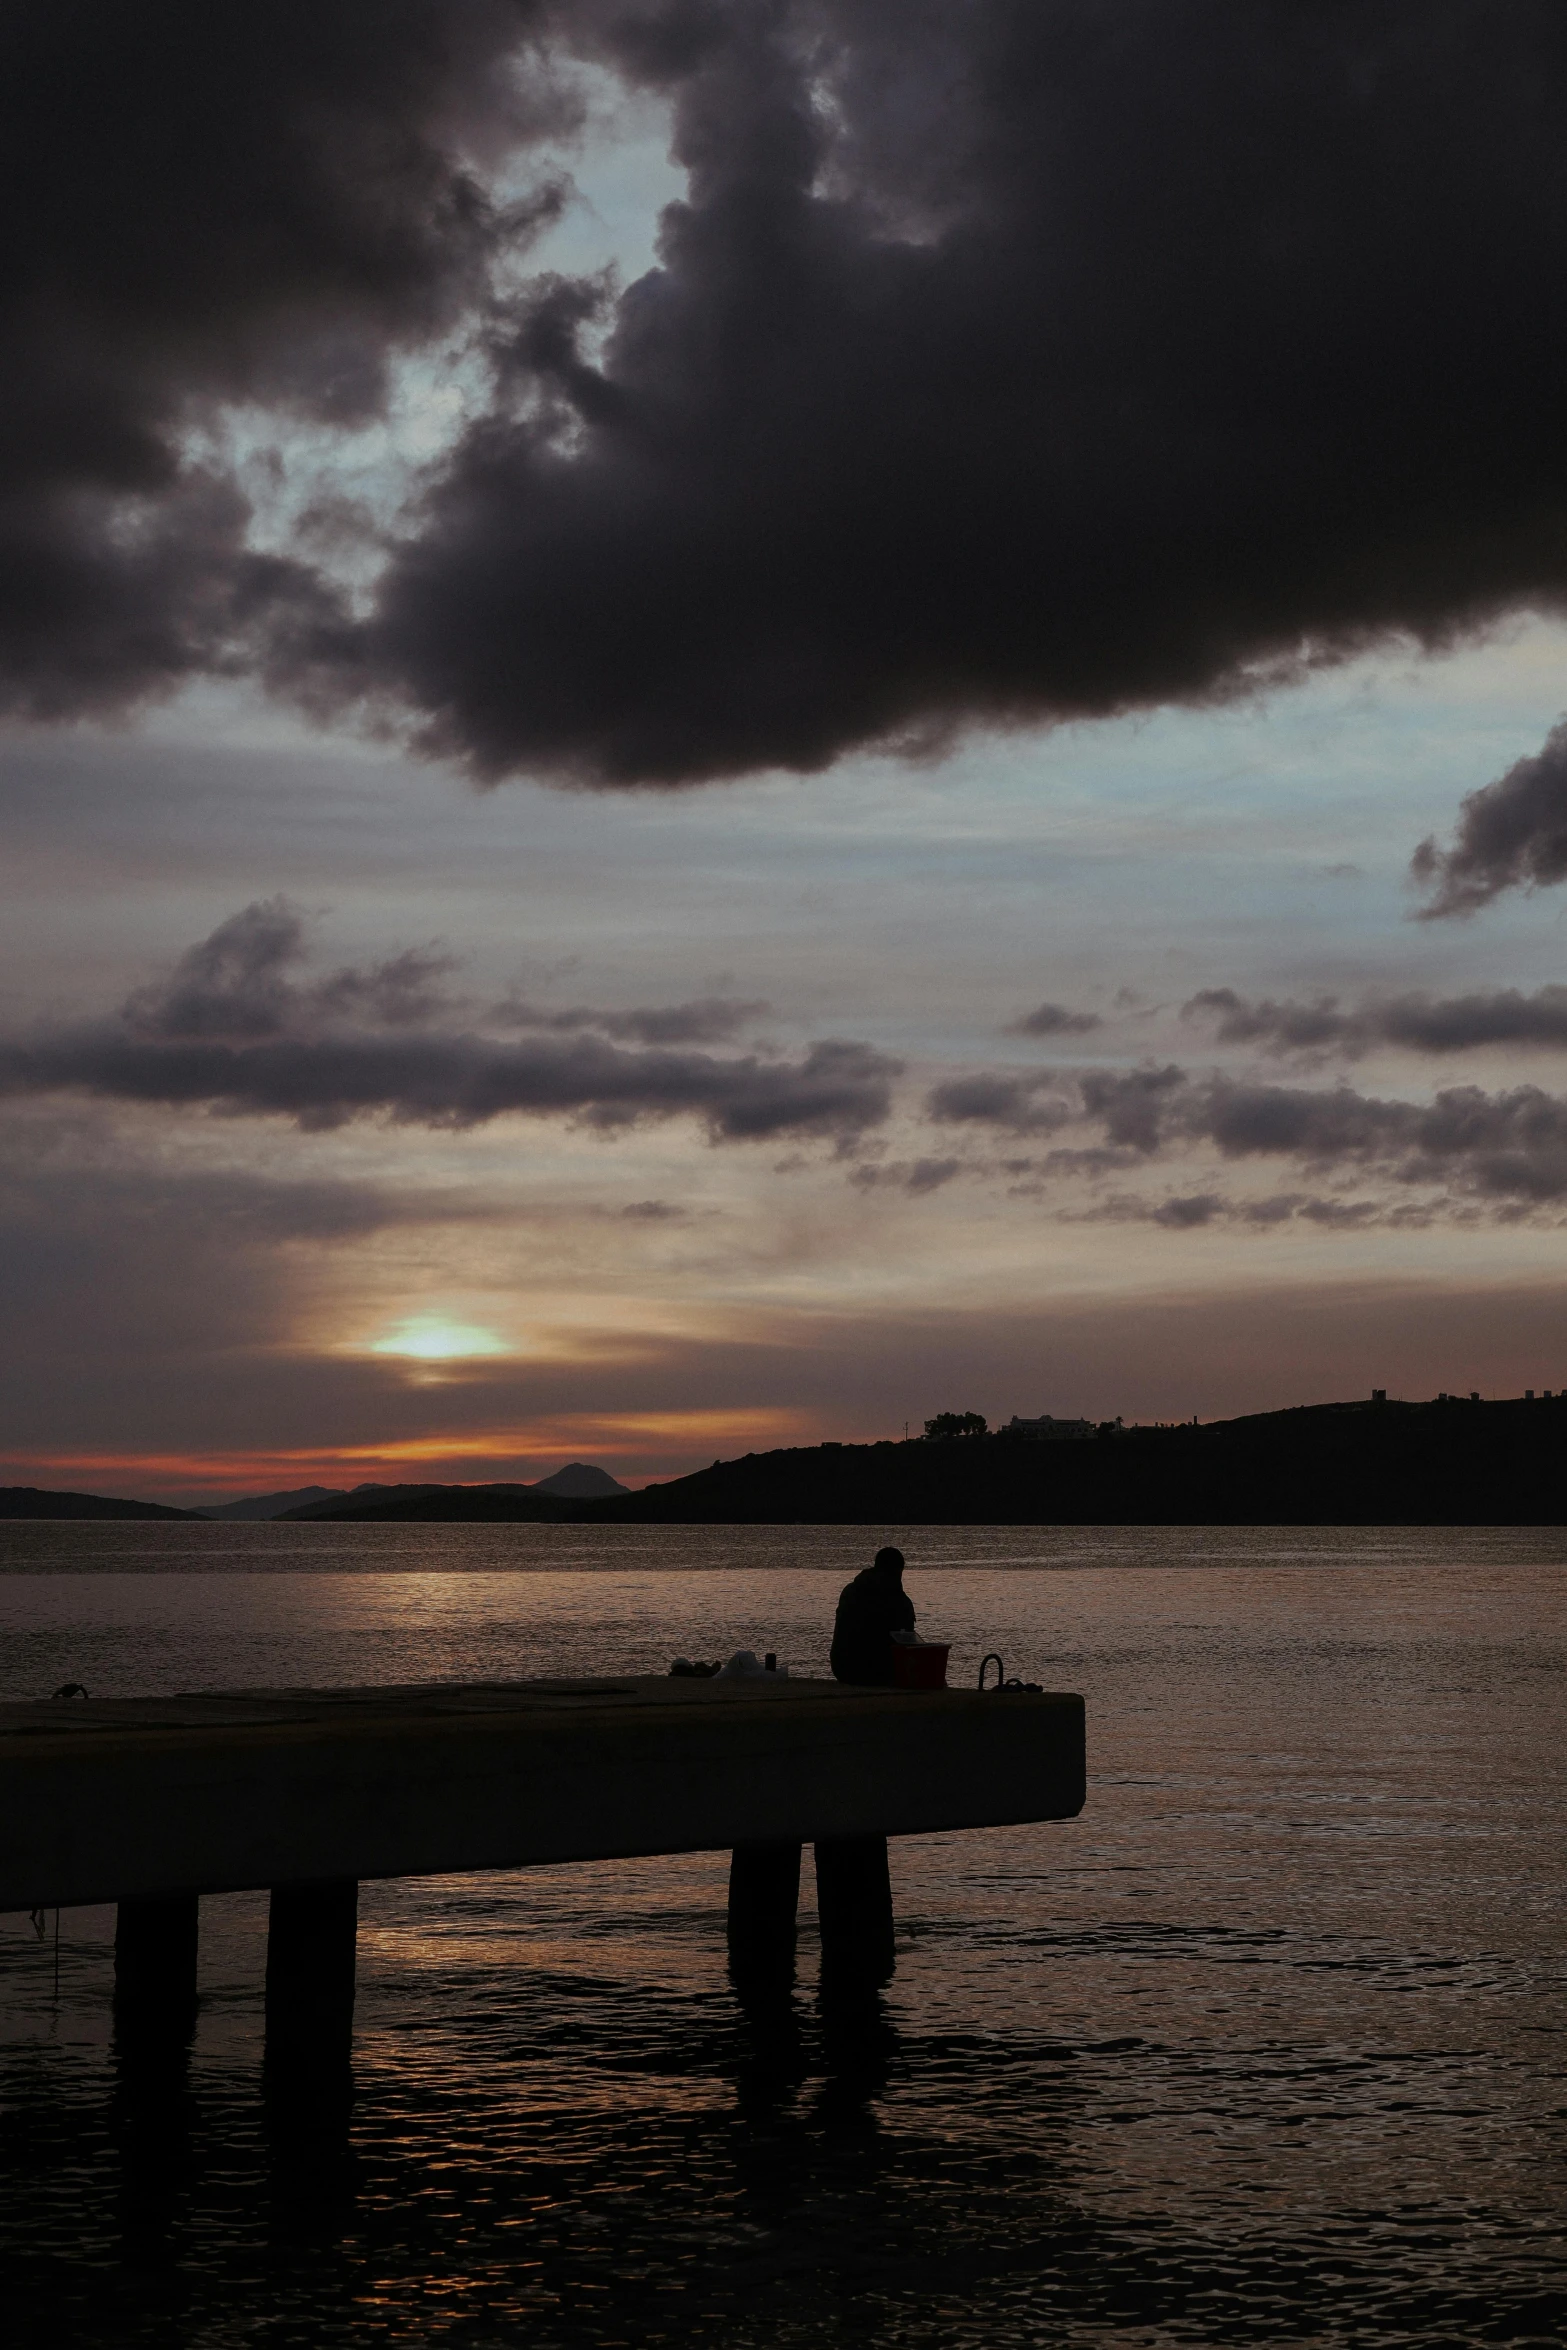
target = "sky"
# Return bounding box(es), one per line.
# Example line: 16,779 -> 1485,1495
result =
4,4 -> 1567,1503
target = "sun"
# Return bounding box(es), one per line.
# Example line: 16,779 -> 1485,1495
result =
367,1315 -> 512,1362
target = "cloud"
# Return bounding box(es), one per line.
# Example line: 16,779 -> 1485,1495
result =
1077,1066 -> 1190,1151
848,1156 -> 964,1195
497,994 -> 771,1043
930,1062 -> 1186,1150
1182,988 -> 1352,1054
1411,718 -> 1567,915
1007,1002 -> 1102,1038
0,3 -> 581,722
0,904 -> 896,1143
1183,983 -> 1567,1056
1151,1192 -> 1225,1229
926,1072 -> 1075,1134
1086,1188 -> 1425,1232
8,8 -> 1567,785
123,900 -> 463,1040
1193,1077 -> 1567,1199
353,4 -> 1567,782
126,901 -> 768,1050
928,1059 -> 1567,1203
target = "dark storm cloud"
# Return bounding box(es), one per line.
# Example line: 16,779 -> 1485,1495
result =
0,905 -> 895,1142
359,2 -> 1567,782
0,1 -> 566,717
1184,984 -> 1567,1056
929,1062 -> 1567,1203
1412,719 -> 1567,916
9,6 -> 1567,781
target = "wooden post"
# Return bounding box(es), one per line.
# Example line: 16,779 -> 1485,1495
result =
265,1880 -> 358,2062
814,1834 -> 895,1989
114,1894 -> 199,2041
727,1841 -> 802,1983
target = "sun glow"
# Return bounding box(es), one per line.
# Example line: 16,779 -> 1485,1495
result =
367,1315 -> 513,1362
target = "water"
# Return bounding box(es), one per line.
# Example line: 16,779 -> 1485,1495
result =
0,1523 -> 1562,2348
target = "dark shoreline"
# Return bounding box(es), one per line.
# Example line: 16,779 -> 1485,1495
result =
9,1393 -> 1561,1527
289,1393 -> 1567,1526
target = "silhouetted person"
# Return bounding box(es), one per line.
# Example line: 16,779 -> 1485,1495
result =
830,1546 -> 915,1684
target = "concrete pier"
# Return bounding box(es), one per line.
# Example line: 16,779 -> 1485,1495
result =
4,1675 -> 1085,2036
0,1676 -> 1086,1915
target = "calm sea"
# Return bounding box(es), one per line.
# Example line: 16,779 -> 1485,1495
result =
0,1522 -> 1562,2349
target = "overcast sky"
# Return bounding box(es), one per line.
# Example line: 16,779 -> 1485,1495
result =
5,4 -> 1567,1502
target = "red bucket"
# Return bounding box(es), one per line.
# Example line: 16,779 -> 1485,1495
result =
892,1640 -> 950,1690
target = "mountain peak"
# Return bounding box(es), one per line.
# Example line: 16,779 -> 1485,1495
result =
531,1462 -> 629,1498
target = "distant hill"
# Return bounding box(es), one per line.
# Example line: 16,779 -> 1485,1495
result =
206,1480 -> 536,1520
0,1486 -> 197,1521
64,1402 -> 1558,1531
281,1465 -> 627,1521
569,1397 -> 1567,1526
532,1462 -> 629,1498
196,1485 -> 347,1520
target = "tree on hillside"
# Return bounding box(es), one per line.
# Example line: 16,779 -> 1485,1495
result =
923,1411 -> 988,1440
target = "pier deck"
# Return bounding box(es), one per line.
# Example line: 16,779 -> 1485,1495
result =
0,1675 -> 1085,1913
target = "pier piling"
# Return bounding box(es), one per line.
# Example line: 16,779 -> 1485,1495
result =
265,1880 -> 358,2061
114,1894 -> 199,2043
726,1840 -> 802,1983
814,1834 -> 895,1989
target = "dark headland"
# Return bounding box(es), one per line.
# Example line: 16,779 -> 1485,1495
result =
273,1395 -> 1565,1528
0,1487 -> 198,1520
4,1398 -> 1558,1526
0,1462 -> 631,1524
193,1463 -> 628,1521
